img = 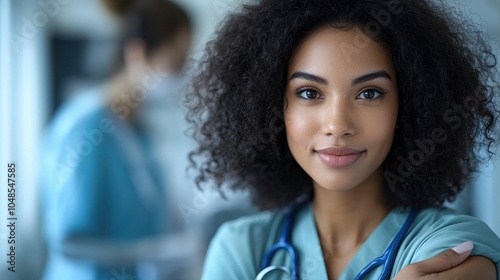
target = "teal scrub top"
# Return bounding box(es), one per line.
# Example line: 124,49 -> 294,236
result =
202,202 -> 500,280
40,91 -> 169,280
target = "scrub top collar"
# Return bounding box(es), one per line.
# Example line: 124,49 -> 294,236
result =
293,203 -> 408,279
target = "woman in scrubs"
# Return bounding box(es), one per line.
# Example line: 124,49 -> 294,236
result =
187,0 -> 500,279
40,0 -> 192,279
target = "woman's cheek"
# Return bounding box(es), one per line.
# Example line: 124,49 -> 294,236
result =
285,108 -> 315,139
364,110 -> 397,153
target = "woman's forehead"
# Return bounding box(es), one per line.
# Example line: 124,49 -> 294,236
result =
287,27 -> 395,82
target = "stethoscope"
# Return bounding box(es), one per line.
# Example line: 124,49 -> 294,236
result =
256,200 -> 419,280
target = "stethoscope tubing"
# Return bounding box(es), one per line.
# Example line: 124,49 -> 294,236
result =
354,207 -> 419,280
258,200 -> 419,280
259,199 -> 308,280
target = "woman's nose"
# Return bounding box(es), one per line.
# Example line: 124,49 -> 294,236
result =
320,99 -> 355,138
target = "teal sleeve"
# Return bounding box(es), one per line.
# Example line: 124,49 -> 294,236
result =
201,220 -> 265,280
412,211 -> 500,280
51,116 -> 106,239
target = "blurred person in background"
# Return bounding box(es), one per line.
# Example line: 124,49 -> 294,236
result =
39,0 -> 193,279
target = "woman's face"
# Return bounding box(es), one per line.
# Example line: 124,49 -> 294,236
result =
284,27 -> 398,192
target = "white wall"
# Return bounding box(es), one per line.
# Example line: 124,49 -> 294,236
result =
1,0 -> 51,279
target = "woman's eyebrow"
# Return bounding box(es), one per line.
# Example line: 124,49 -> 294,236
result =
352,70 -> 392,86
289,71 -> 328,85
289,70 -> 392,86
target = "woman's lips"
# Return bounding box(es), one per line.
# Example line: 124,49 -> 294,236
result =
315,147 -> 365,168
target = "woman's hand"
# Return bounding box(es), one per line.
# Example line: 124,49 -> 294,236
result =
394,241 -> 497,280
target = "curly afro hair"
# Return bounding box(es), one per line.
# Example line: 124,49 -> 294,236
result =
186,0 -> 499,210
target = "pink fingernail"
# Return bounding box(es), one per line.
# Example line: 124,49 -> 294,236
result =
452,241 -> 473,254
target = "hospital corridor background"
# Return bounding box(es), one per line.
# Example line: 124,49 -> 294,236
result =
0,0 -> 499,279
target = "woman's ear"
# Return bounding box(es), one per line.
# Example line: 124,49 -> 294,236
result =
123,38 -> 147,84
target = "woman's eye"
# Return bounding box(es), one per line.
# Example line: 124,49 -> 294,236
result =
297,89 -> 321,99
356,89 -> 385,100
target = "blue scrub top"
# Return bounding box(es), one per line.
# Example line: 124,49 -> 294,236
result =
202,202 -> 500,279
40,91 -> 169,280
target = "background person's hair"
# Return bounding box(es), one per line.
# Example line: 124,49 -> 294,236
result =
102,0 -> 192,68
186,0 -> 499,210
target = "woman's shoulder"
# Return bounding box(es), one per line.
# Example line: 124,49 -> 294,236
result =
390,207 -> 495,231
201,208 -> 288,279
402,207 -> 500,265
414,207 -> 495,230
388,207 -> 500,278
214,207 -> 287,243
407,207 -> 500,246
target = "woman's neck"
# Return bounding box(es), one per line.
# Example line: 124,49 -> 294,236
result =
312,169 -> 389,254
